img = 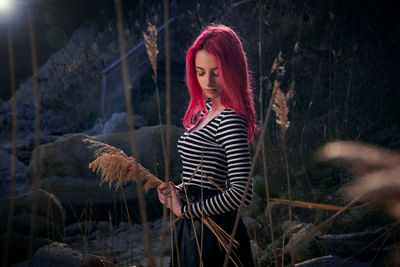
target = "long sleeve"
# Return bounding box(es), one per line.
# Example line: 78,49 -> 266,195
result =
181,112 -> 253,219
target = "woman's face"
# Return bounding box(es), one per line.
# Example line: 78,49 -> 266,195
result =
195,49 -> 224,101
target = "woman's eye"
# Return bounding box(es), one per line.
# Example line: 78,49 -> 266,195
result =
197,72 -> 205,77
213,72 -> 219,77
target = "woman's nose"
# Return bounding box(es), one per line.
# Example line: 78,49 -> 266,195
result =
206,73 -> 214,86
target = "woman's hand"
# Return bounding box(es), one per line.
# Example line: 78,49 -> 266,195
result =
157,182 -> 182,217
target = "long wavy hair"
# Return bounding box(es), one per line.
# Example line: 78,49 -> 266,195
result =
183,24 -> 256,142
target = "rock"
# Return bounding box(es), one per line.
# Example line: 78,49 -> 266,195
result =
65,218 -> 172,266
0,189 -> 65,240
243,191 -> 264,218
32,242 -> 114,267
85,122 -> 103,136
316,229 -> 397,259
103,112 -> 147,134
282,219 -> 301,232
118,221 -> 131,230
0,133 -> 59,165
295,255 -> 370,267
26,134 -> 97,182
96,221 -> 111,233
286,223 -> 320,263
330,205 -> 387,234
27,125 -> 184,183
250,239 -> 260,259
0,150 -> 28,198
25,126 -> 184,224
258,244 -> 280,267
0,231 -> 49,266
65,221 -> 96,237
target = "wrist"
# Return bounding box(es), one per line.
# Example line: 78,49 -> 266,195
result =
175,203 -> 183,217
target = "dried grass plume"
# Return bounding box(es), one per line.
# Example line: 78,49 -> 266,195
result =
272,85 -> 290,133
143,22 -> 158,78
82,138 -> 163,192
316,141 -> 400,220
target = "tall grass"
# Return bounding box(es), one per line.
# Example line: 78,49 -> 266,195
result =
257,2 -> 278,264
3,19 -> 18,267
27,5 -> 42,264
115,0 -> 154,265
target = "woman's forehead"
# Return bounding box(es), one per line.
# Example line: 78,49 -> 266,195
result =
195,50 -> 218,68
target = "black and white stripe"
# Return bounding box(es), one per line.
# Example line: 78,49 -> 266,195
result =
177,104 -> 253,219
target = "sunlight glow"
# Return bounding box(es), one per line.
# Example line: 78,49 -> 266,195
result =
0,0 -> 14,13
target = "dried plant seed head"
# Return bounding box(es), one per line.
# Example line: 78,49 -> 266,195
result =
277,51 -> 283,62
272,88 -> 290,134
83,139 -> 163,191
286,81 -> 295,100
294,42 -> 300,54
143,22 -> 159,77
270,57 -> 278,74
277,65 -> 286,77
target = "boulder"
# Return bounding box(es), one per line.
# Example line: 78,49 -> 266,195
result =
0,189 -> 65,239
32,242 -> 114,267
0,189 -> 65,265
286,223 -> 320,263
64,221 -> 96,237
295,255 -> 370,267
315,229 -> 397,260
0,133 -> 59,165
102,112 -> 147,134
0,150 -> 28,198
0,231 -> 49,266
25,125 -> 184,223
27,125 -> 184,182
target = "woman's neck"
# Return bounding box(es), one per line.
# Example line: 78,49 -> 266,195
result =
210,97 -> 223,113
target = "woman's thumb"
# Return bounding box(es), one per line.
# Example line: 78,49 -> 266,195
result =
169,182 -> 176,193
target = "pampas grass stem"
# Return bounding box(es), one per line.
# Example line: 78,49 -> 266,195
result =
114,1 -> 155,264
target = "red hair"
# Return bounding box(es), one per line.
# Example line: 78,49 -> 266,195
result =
183,24 -> 256,142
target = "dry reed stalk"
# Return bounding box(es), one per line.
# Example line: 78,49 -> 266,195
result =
143,21 -> 171,266
270,198 -> 370,211
143,22 -> 165,159
3,21 -> 18,267
270,53 -> 296,265
163,1 -> 174,264
27,6 -> 42,263
257,8 -> 278,264
114,1 -> 154,264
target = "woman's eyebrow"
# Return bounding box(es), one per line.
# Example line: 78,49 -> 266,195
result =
195,66 -> 218,71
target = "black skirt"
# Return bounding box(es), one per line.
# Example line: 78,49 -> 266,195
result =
170,186 -> 254,267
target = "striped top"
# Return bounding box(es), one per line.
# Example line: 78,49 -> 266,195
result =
177,102 -> 253,219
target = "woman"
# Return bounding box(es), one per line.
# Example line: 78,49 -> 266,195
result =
158,24 -> 256,267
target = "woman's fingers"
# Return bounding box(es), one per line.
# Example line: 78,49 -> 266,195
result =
169,182 -> 183,217
157,182 -> 173,208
